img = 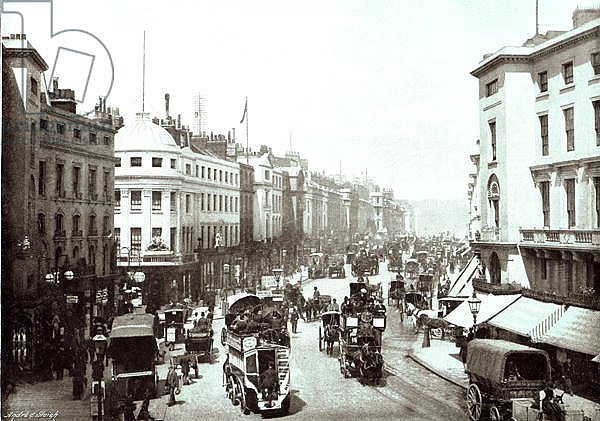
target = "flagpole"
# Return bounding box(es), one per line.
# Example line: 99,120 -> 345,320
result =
245,96 -> 249,164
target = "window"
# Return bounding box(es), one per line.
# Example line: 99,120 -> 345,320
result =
594,100 -> 600,146
152,191 -> 162,211
225,195 -> 229,212
130,228 -> 142,251
115,157 -> 121,167
88,168 -> 97,200
152,227 -> 162,239
219,195 -> 223,212
103,171 -> 109,200
130,157 -> 142,167
186,194 -> 191,213
538,71 -> 548,93
195,165 -> 199,177
562,61 -> 573,85
595,177 -> 600,228
56,123 -> 65,135
103,215 -> 110,235
213,194 -> 217,211
30,77 -> 38,95
38,161 -> 46,197
170,227 -> 176,251
201,193 -> 205,211
73,167 -> 81,198
115,190 -> 121,211
55,214 -> 64,235
56,164 -> 65,197
592,52 -> 600,75
185,164 -> 191,175
130,190 -> 142,211
208,168 -> 212,180
540,257 -> 547,280
486,79 -> 498,97
489,121 -> 497,161
235,197 -> 238,212
201,166 -> 205,178
89,132 -> 97,144
565,178 -> 576,228
539,115 -> 549,156
207,194 -> 212,211
264,170 -> 270,180
170,159 -> 176,169
89,215 -> 97,236
40,119 -> 48,131
152,157 -> 163,167
103,136 -> 111,145
115,228 -> 120,251
37,213 -> 46,235
540,181 -> 550,227
225,172 -> 228,183
170,192 -> 177,212
564,107 -> 574,151
219,170 -> 223,182
235,174 -> 238,185
73,128 -> 81,139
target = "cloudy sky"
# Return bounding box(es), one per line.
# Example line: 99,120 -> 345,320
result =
2,0 -> 581,200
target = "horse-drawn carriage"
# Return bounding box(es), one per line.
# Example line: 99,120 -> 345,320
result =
221,294 -> 291,415
387,278 -> 405,308
351,251 -> 378,277
163,306 -> 188,350
328,254 -> 346,278
318,311 -> 341,355
465,339 -> 569,421
308,252 -> 328,279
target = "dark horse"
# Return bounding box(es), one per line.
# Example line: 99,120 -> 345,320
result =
357,343 -> 383,386
324,324 -> 338,356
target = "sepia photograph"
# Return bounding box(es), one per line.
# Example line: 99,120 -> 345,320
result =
1,0 -> 599,420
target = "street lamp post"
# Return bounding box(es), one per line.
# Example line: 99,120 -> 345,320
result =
468,290 -> 482,335
91,333 -> 107,421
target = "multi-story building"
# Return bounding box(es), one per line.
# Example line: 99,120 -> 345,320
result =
370,189 -> 384,234
114,112 -> 240,305
471,6 -> 600,291
2,34 -> 120,374
382,189 -> 409,238
467,142 -> 482,242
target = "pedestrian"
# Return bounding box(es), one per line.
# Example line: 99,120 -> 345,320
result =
137,389 -> 154,420
290,308 -> 299,334
560,360 -> 574,396
166,365 -> 178,406
56,339 -> 67,380
72,348 -> 86,400
327,298 -> 340,312
123,393 -> 137,421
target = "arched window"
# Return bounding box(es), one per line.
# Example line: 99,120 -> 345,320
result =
55,214 -> 64,235
88,245 -> 96,270
487,175 -> 500,230
489,252 -> 501,285
72,214 -> 81,236
72,245 -> 80,261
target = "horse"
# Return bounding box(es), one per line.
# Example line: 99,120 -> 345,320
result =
323,324 -> 338,356
415,313 -> 449,338
358,343 -> 384,386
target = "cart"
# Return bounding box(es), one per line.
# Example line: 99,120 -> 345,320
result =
328,254 -> 346,278
318,311 -> 341,354
465,339 -> 566,421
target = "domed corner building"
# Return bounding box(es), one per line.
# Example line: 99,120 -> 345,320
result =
114,112 -> 241,310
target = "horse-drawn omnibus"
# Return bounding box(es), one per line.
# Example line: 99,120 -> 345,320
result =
108,313 -> 159,400
222,294 -> 291,415
163,306 -> 188,350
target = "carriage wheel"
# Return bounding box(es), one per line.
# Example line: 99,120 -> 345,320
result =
466,384 -> 483,421
318,327 -> 323,352
489,406 -> 501,421
236,378 -> 247,414
231,377 -> 241,406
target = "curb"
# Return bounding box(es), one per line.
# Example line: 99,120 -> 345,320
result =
406,352 -> 468,390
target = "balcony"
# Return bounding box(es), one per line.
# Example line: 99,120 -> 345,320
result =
478,226 -> 500,241
519,228 -> 600,250
53,230 -> 66,239
88,229 -> 98,237
72,230 -> 83,237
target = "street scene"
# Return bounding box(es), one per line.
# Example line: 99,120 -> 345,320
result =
2,1 -> 600,420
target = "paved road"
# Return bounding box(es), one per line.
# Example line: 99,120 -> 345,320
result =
146,260 -> 466,421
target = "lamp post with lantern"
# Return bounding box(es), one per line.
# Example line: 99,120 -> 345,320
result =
468,290 -> 482,335
91,332 -> 107,421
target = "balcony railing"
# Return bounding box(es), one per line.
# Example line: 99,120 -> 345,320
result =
520,228 -> 600,247
478,226 -> 500,241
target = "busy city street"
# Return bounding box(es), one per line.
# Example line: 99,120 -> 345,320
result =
3,1 -> 600,420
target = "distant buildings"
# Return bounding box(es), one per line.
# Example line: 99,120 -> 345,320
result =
192,93 -> 208,136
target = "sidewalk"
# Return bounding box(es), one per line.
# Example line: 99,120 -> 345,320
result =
407,336 -> 600,420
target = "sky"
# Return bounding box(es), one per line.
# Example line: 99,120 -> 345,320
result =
1,0 -> 583,200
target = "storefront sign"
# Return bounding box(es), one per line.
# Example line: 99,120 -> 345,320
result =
66,295 -> 79,304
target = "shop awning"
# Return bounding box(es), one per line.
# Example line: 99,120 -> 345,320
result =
539,306 -> 600,356
447,255 -> 479,298
444,293 -> 521,328
487,296 -> 564,338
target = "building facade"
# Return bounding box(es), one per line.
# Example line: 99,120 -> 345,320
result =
471,7 -> 600,293
2,34 -> 120,374
114,113 -> 240,306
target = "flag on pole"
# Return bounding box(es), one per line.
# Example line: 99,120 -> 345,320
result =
240,97 -> 247,124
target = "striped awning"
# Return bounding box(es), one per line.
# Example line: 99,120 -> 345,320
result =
540,306 -> 600,356
487,296 -> 563,340
444,293 -> 521,328
447,255 -> 479,298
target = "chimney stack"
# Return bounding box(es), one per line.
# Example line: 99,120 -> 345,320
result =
177,113 -> 181,129
232,128 -> 236,141
228,131 -> 231,142
52,77 -> 59,92
165,93 -> 170,118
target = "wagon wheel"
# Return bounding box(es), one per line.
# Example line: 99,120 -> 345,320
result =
489,406 -> 501,421
231,377 -> 241,406
236,378 -> 248,414
466,384 -> 483,421
318,327 -> 323,352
